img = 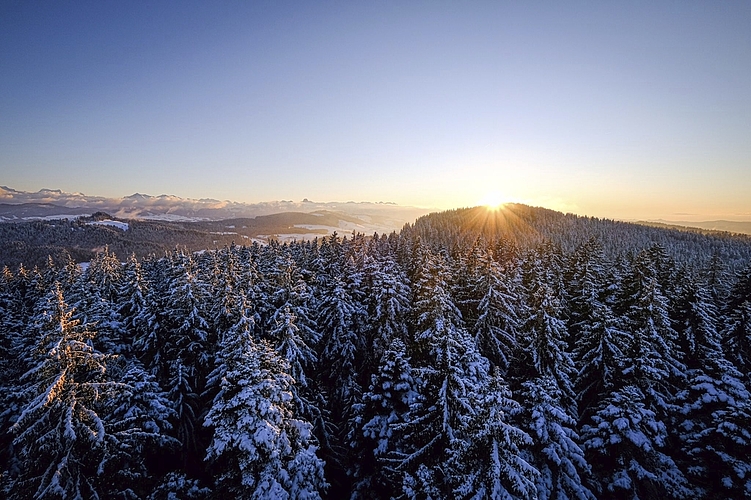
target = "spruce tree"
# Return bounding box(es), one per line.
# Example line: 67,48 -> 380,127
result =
204,335 -> 327,498
514,280 -> 594,500
567,240 -> 629,422
618,251 -> 685,420
582,385 -> 693,499
391,250 -> 536,498
6,283 -> 173,499
472,252 -> 520,374
722,264 -> 751,380
675,274 -> 751,498
518,376 -> 595,500
451,369 -> 538,500
351,338 -> 418,499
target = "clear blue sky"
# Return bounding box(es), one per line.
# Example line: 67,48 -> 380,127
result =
1,1 -> 750,221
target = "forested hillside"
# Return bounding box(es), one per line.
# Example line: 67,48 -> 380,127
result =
0,215 -> 241,270
411,205 -> 751,271
0,209 -> 412,270
1,206 -> 750,499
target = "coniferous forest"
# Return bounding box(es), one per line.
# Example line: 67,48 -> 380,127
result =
1,205 -> 751,499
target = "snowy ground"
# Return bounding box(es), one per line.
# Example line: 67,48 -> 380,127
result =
87,220 -> 130,231
0,214 -> 82,222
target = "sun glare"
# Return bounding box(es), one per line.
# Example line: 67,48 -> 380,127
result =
478,191 -> 506,211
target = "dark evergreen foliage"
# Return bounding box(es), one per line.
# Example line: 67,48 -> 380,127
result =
1,205 -> 750,498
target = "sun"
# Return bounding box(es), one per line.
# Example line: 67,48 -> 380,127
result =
478,191 -> 506,211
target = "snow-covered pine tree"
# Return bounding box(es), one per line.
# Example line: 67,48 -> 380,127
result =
316,264 -> 368,494
139,251 -> 212,476
582,385 -> 693,499
0,266 -> 23,369
264,256 -> 319,351
317,272 -> 365,410
350,338 -> 418,499
204,333 -> 327,498
69,247 -> 126,354
6,283 -> 172,499
522,241 -> 565,300
518,376 -> 595,500
617,250 -> 686,420
48,251 -> 81,297
565,237 -> 609,346
674,272 -> 751,498
390,249 -> 535,498
263,255 -> 330,448
1,266 -> 50,472
472,248 -> 521,374
512,278 -> 594,500
270,305 -> 318,399
584,249 -> 692,497
204,245 -> 259,343
117,253 -> 151,353
147,472 -> 212,500
388,249 -> 471,496
206,296 -> 257,397
131,255 -> 172,381
451,369 -> 539,500
572,299 -> 628,425
722,263 -> 751,380
97,355 -> 179,498
0,267 -> 25,480
567,239 -> 630,422
345,252 -> 411,498
516,282 -> 577,411
450,238 -> 489,329
645,243 -> 678,304
703,251 -> 730,308
366,255 -> 411,363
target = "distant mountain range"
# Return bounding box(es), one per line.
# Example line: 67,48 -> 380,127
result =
0,186 -> 433,235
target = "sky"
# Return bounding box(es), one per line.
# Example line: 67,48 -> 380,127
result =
1,1 -> 750,222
